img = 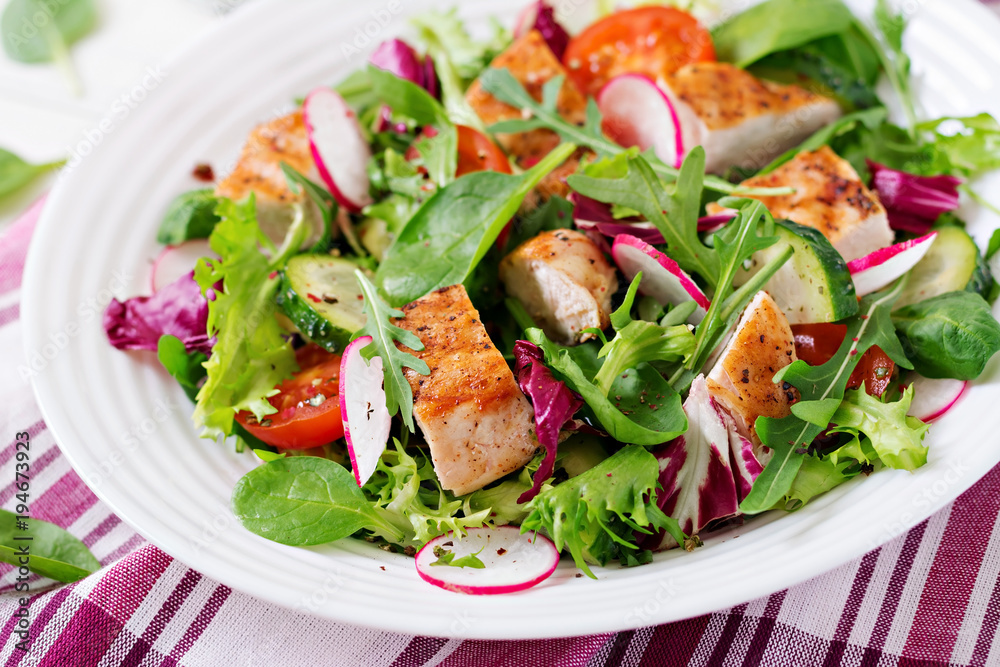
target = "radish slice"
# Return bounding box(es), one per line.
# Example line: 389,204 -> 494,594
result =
303,88 -> 373,213
339,335 -> 390,486
848,233 -> 937,296
151,239 -> 214,293
415,526 -> 560,595
598,74 -> 685,169
612,234 -> 711,324
906,374 -> 968,422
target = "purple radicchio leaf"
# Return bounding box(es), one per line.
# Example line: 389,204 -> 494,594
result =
868,160 -> 961,233
719,409 -> 764,503
369,39 -> 440,133
644,375 -> 741,550
104,270 -> 212,355
513,340 -> 583,503
528,2 -> 571,60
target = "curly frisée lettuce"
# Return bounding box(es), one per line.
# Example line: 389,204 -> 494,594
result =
363,439 -> 491,548
830,385 -> 929,471
522,446 -> 684,578
193,197 -> 307,438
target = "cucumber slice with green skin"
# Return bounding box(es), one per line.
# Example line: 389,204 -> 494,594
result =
277,254 -> 367,352
896,226 -> 994,309
734,219 -> 858,325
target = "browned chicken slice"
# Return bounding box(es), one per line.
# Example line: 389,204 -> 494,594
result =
708,146 -> 892,262
395,285 -> 539,496
499,230 -> 618,346
467,30 -> 587,170
215,109 -> 324,245
662,63 -> 842,174
706,291 -> 798,448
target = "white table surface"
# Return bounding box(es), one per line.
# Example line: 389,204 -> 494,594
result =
0,0 -> 246,232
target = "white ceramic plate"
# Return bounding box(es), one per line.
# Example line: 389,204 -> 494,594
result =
22,0 -> 1000,639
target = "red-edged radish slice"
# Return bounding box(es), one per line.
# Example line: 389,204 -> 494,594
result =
415,526 -> 560,595
848,233 -> 937,296
612,234 -> 711,324
339,335 -> 390,486
303,88 -> 373,213
151,239 -> 214,293
906,374 -> 968,422
598,74 -> 685,169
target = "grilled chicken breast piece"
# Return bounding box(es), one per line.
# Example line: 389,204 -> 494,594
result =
709,146 -> 892,262
395,285 -> 539,496
500,229 -> 618,346
662,63 -> 842,174
215,109 -> 324,245
706,291 -> 798,448
467,30 -> 587,170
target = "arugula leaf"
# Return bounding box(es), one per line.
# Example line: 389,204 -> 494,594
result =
157,334 -> 207,402
193,197 -> 305,438
0,147 -> 62,200
156,189 -> 221,246
526,329 -> 688,445
0,509 -> 100,583
353,271 -> 429,432
522,446 -> 683,577
569,150 -> 721,286
741,279 -> 913,513
829,386 -> 928,470
867,0 -> 916,133
430,545 -> 486,569
1,0 -> 96,94
231,457 -> 403,546
376,142 -> 576,306
892,292 -> 1000,380
478,68 -> 792,197
711,0 -> 855,68
368,65 -> 457,185
363,439 -> 490,547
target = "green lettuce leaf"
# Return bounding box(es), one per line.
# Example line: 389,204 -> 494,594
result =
522,446 -> 683,577
193,196 -> 306,438
829,385 -> 929,471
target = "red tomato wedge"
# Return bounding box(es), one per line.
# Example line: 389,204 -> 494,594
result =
406,125 -> 512,178
235,344 -> 345,449
791,324 -> 895,398
562,7 -> 716,98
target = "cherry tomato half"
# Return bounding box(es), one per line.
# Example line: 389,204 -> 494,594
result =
562,6 -> 717,98
406,125 -> 512,178
791,324 -> 895,397
235,344 -> 344,449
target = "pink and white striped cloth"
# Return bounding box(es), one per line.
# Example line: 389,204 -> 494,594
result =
3,194 -> 1000,667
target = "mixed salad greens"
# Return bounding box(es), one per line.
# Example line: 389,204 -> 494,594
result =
104,0 -> 1000,593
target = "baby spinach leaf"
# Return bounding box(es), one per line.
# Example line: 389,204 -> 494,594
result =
156,189 -> 221,246
741,279 -> 912,514
711,0 -> 855,68
569,150 -> 721,287
1,0 -> 95,63
526,329 -> 687,445
231,457 -> 403,546
376,142 -> 576,306
892,292 -> 1000,380
0,510 -> 100,583
157,334 -> 207,402
353,271 -> 429,433
0,147 -> 62,200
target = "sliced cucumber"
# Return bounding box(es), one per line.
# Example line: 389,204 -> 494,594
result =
734,219 -> 858,324
277,254 -> 367,352
896,226 -> 994,309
